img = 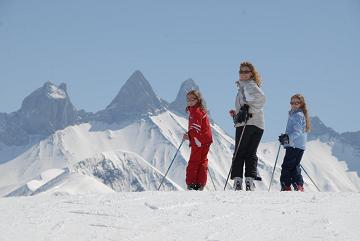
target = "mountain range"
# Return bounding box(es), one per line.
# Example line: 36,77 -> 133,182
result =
0,71 -> 359,196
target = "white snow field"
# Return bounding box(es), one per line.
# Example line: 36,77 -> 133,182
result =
1,191 -> 359,241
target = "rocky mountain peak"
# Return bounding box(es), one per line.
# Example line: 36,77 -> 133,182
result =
18,81 -> 78,135
308,116 -> 339,141
169,78 -> 200,115
98,71 -> 165,123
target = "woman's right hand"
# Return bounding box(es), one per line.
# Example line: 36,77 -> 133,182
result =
229,109 -> 236,117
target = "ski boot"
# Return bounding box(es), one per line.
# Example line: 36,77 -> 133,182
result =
293,183 -> 304,192
281,184 -> 292,191
245,177 -> 255,191
233,177 -> 243,191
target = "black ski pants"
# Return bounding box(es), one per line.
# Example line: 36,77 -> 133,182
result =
280,147 -> 304,187
231,125 -> 264,179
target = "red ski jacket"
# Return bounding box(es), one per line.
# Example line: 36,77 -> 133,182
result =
187,106 -> 213,147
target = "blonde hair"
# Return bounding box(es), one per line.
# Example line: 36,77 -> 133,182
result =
291,94 -> 311,132
186,90 -> 207,112
240,61 -> 262,87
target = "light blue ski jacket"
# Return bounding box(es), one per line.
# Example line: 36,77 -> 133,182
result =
284,109 -> 307,150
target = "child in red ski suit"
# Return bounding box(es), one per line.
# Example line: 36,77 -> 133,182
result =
183,90 -> 213,191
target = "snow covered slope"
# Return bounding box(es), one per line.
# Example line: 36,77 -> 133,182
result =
72,150 -> 182,192
1,191 -> 360,241
309,116 -> 360,176
6,168 -> 67,196
6,168 -> 115,197
258,140 -> 360,192
0,110 -> 233,196
1,109 -> 359,196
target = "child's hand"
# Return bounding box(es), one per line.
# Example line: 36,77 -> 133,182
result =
229,110 -> 236,117
183,133 -> 189,140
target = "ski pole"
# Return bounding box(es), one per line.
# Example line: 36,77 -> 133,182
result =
268,116 -> 290,192
224,121 -> 248,190
208,167 -> 217,191
157,139 -> 185,191
300,164 -> 320,192
268,144 -> 282,192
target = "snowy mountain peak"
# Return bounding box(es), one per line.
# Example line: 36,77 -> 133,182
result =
98,71 -> 166,123
178,78 -> 197,88
42,81 -> 68,100
130,70 -> 147,82
0,82 -> 80,146
309,116 -> 339,141
169,78 -> 200,115
17,81 -> 78,135
59,83 -> 67,92
308,116 -> 359,149
306,116 -> 360,177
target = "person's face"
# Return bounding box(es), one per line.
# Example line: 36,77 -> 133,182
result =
186,94 -> 198,107
290,98 -> 301,110
239,66 -> 253,81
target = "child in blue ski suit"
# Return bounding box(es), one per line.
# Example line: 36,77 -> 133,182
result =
278,94 -> 311,191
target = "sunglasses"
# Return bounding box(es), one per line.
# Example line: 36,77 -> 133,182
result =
290,101 -> 301,105
239,70 -> 252,74
187,98 -> 198,102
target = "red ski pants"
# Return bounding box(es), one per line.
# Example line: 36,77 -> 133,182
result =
186,145 -> 210,186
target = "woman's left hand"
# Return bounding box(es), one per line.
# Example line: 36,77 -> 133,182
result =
229,109 -> 236,117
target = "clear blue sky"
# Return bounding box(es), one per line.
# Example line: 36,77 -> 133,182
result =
0,0 -> 359,141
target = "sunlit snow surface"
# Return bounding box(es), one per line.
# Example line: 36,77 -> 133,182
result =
1,191 -> 360,241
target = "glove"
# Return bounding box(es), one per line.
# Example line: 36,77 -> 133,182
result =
233,104 -> 250,124
278,134 -> 289,145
